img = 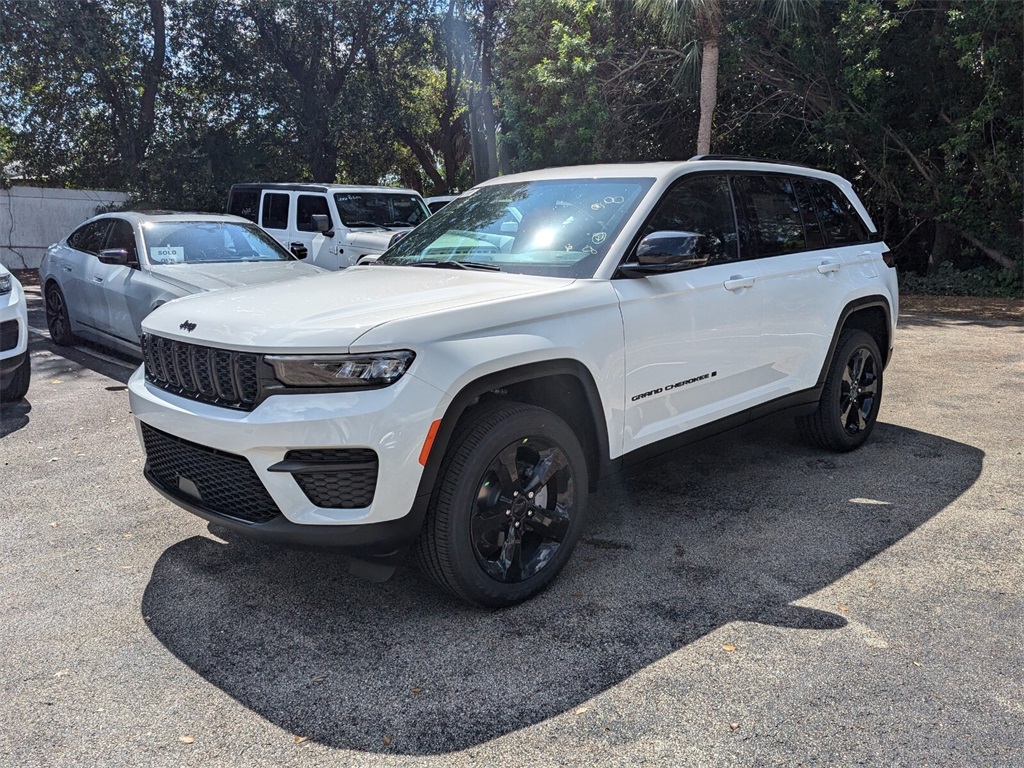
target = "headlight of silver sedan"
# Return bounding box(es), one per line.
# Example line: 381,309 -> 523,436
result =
265,351 -> 415,389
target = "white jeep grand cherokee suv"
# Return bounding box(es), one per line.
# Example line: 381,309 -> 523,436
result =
130,157 -> 897,607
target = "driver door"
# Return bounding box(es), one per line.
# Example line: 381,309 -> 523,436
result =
614,174 -> 769,454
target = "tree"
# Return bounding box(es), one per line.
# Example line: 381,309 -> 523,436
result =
0,0 -> 167,189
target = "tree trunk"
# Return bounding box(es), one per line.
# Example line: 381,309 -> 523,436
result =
696,27 -> 720,156
928,221 -> 953,275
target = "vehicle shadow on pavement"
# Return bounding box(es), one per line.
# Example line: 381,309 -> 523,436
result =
141,420 -> 982,755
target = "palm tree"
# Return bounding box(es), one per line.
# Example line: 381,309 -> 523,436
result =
634,0 -> 807,155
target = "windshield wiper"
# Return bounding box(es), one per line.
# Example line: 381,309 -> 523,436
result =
347,220 -> 388,229
410,260 -> 501,272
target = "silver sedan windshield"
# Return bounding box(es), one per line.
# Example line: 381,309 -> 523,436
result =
378,178 -> 654,278
140,222 -> 293,264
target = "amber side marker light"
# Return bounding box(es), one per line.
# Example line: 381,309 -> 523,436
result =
419,419 -> 442,465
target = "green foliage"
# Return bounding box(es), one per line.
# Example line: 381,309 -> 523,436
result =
899,262 -> 1023,299
0,0 -> 1017,298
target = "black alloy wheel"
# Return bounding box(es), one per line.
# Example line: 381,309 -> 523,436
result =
470,435 -> 576,583
797,328 -> 883,452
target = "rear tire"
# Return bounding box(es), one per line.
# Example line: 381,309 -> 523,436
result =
415,401 -> 589,607
0,352 -> 30,402
797,329 -> 882,452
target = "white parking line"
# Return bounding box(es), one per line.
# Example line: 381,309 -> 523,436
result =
28,325 -> 138,371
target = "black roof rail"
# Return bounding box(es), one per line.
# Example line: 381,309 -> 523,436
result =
230,183 -> 330,193
688,155 -> 814,169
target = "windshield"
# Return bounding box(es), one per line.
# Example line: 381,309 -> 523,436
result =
333,192 -> 429,228
377,178 -> 654,278
141,222 -> 293,264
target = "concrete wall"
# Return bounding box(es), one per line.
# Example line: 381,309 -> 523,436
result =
0,186 -> 129,270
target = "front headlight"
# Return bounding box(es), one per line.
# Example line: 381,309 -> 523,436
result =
0,274 -> 11,295
265,351 -> 415,389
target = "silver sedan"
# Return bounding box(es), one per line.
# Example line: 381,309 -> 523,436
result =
40,211 -> 325,357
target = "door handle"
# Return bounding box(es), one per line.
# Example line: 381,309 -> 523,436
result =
817,260 -> 841,274
723,276 -> 755,291
92,276 -> 104,283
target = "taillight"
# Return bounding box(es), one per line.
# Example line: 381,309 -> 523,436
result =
882,250 -> 895,268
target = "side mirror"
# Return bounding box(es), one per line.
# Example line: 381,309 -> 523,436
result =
98,248 -> 133,266
289,242 -> 309,259
617,231 -> 708,278
311,214 -> 334,237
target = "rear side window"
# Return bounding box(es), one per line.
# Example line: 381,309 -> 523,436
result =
735,175 -> 805,257
67,220 -> 113,254
228,189 -> 259,222
261,193 -> 290,230
296,195 -> 332,232
808,180 -> 871,245
645,175 -> 739,264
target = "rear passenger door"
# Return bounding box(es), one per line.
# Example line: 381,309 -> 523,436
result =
615,174 -> 765,454
733,174 -> 857,396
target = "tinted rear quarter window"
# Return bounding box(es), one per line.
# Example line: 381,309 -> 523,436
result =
229,189 -> 259,222
808,180 -> 871,245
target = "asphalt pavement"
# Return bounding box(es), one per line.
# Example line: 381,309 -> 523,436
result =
1,285 -> 1021,767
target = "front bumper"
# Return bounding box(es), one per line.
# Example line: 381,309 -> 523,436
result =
0,277 -> 28,364
128,365 -> 448,555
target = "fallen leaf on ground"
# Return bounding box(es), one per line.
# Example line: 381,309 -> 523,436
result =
48,457 -> 59,462
411,687 -> 423,694
730,723 -> 740,731
293,736 -> 308,744
572,706 -> 590,715
837,605 -> 850,612
179,736 -> 195,744
383,736 -> 393,746
722,644 -> 736,652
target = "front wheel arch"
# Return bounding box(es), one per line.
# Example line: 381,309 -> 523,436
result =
413,360 -> 611,506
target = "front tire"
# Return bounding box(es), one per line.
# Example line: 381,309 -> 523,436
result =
416,401 -> 589,607
0,352 -> 30,402
45,283 -> 75,346
797,329 -> 883,451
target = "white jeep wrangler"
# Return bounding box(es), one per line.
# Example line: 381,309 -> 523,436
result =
132,157 -> 897,606
227,183 -> 430,270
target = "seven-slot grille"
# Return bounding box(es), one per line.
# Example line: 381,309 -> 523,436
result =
141,423 -> 281,524
142,334 -> 261,410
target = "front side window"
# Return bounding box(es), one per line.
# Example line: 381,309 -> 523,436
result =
105,219 -> 139,262
140,222 -> 294,264
379,178 -> 654,278
261,193 -> 290,230
333,192 -> 429,228
736,175 -> 806,257
642,175 -> 739,265
296,195 -> 332,232
68,220 -> 113,254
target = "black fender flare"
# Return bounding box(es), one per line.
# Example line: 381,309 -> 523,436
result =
816,295 -> 894,388
412,359 -> 612,508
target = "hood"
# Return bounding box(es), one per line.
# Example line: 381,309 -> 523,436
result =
142,265 -> 574,352
148,260 -> 323,293
346,229 -> 401,252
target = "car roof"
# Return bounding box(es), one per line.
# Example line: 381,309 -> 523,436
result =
474,157 -> 850,187
100,211 -> 253,225
230,182 -> 424,197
